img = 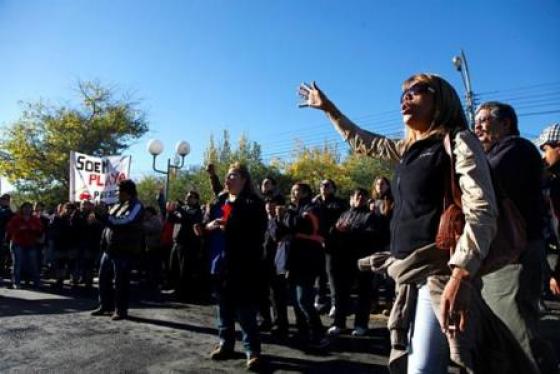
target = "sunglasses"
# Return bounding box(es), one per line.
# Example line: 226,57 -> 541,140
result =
400,83 -> 435,103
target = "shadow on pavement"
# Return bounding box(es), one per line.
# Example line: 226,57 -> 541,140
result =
261,354 -> 389,374
0,294 -> 96,317
127,315 -> 218,336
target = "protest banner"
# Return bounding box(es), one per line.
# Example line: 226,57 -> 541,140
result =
69,151 -> 131,204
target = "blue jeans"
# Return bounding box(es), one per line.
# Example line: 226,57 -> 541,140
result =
291,274 -> 324,341
98,251 -> 133,314
11,245 -> 40,287
408,284 -> 449,374
215,290 -> 260,357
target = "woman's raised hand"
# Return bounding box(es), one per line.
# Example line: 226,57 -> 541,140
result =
298,81 -> 330,111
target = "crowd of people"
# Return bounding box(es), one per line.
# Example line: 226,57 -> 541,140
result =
1,73 -> 560,373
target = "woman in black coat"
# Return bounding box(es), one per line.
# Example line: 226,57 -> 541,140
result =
206,162 -> 267,371
282,182 -> 328,348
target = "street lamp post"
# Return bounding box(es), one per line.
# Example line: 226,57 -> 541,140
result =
147,139 -> 190,201
452,49 -> 476,129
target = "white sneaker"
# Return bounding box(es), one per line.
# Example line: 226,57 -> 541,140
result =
328,306 -> 336,319
351,326 -> 368,336
327,325 -> 342,336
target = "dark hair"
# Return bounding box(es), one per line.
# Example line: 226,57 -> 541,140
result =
371,176 -> 393,200
264,194 -> 284,205
321,178 -> 337,191
292,182 -> 313,201
118,179 -> 138,197
476,101 -> 519,136
263,177 -> 277,186
19,201 -> 33,211
353,188 -> 369,197
145,206 -> 158,216
187,190 -> 200,200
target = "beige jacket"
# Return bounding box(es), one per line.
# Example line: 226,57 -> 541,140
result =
327,112 -> 498,275
364,247 -> 538,374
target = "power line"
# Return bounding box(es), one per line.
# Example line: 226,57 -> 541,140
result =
261,123 -> 405,156
478,90 -> 560,103
266,109 -> 398,138
259,120 -> 403,149
262,131 -> 404,160
476,81 -> 560,96
518,109 -> 560,117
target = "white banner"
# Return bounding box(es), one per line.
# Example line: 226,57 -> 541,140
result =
69,151 -> 132,204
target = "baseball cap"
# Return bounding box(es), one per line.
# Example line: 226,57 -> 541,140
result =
536,123 -> 560,150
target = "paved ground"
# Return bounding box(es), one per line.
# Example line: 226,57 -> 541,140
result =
1,280 -> 560,373
0,280 -> 392,374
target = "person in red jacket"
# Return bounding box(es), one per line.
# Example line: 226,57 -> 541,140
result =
6,201 -> 44,289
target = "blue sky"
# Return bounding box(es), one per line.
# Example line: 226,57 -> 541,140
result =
1,0 -> 559,189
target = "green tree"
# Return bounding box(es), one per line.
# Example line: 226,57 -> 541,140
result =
341,153 -> 394,195
138,131 -> 285,205
284,142 -> 351,197
0,81 -> 148,205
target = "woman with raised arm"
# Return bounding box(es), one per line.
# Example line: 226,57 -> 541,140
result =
298,76 -> 528,373
205,162 -> 267,371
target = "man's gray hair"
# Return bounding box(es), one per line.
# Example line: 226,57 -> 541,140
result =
475,101 -> 519,136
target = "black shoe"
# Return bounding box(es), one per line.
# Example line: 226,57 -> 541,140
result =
246,355 -> 262,371
210,345 -> 236,360
258,320 -> 272,332
308,336 -> 330,350
53,279 -> 64,289
271,325 -> 288,340
90,308 -> 113,316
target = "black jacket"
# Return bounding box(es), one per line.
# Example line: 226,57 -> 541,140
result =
0,206 -> 14,243
49,215 -> 71,252
169,204 -> 203,247
313,195 -> 348,237
222,192 -> 267,300
100,198 -> 144,255
331,205 -> 384,258
391,136 -> 449,259
487,135 -> 545,241
282,199 -> 324,276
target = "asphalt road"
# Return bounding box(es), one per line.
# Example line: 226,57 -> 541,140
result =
1,280 -> 559,374
0,281 -> 393,374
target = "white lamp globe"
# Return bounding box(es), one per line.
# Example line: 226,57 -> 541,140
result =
147,139 -> 164,156
452,56 -> 463,71
175,140 -> 190,157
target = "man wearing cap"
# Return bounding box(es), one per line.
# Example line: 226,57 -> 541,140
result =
0,194 -> 14,277
475,102 -> 554,372
537,123 -> 560,296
